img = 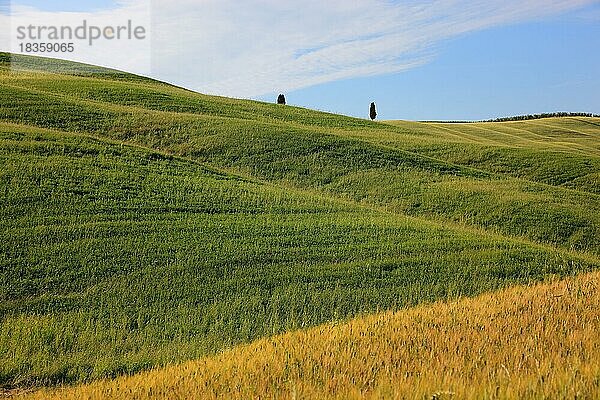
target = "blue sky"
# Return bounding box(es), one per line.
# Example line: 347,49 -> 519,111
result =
4,0 -> 600,120
0,0 -> 8,14
9,0 -> 116,12
274,5 -> 600,120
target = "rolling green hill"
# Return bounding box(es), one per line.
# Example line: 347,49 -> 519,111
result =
1,53 -> 599,389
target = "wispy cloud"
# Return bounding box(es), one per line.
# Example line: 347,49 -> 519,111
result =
0,0 -> 9,49
150,0 -> 595,97
2,0 -> 152,73
2,0 -> 595,97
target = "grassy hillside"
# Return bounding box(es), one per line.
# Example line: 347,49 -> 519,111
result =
20,271 -> 600,399
3,112 -> 594,388
1,54 -> 599,255
1,53 -> 599,390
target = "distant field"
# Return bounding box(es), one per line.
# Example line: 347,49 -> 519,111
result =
20,271 -> 600,399
1,53 -> 599,392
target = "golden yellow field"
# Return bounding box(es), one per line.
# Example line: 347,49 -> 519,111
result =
18,272 -> 600,400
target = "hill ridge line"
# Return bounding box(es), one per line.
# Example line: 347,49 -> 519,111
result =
302,122 -> 600,198
4,120 -> 597,266
3,82 -> 599,199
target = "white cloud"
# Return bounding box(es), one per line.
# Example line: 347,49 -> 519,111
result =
1,0 -> 595,97
3,0 -> 152,74
0,1 -> 10,51
151,0 -> 596,97
0,21 -> 9,52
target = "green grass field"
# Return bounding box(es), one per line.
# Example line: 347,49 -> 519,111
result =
1,53 -> 599,390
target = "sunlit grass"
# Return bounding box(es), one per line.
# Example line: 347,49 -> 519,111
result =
20,271 -> 600,400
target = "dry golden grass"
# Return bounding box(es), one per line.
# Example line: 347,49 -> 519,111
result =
20,272 -> 600,400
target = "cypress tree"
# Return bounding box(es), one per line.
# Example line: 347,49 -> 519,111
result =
370,102 -> 377,120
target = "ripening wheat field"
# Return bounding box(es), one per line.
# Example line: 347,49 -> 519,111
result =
19,271 -> 600,399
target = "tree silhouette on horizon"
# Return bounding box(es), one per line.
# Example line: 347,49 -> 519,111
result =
370,102 -> 377,120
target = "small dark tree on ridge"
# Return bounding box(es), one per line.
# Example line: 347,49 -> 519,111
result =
370,102 -> 377,120
277,94 -> 286,105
